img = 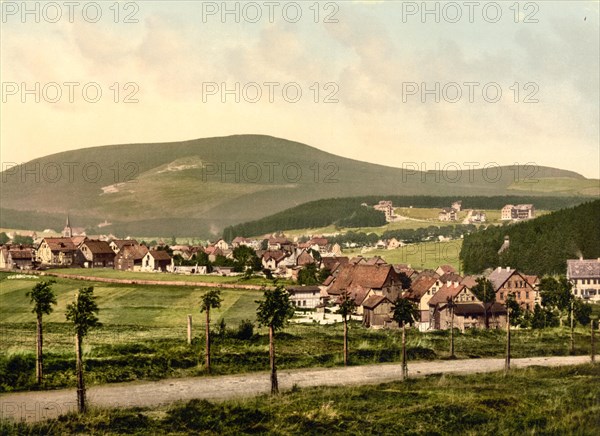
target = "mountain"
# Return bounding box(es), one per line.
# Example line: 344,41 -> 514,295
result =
1,135 -> 597,237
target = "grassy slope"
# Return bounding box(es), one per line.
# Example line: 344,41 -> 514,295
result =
3,364 -> 599,435
1,134 -> 595,237
343,240 -> 463,270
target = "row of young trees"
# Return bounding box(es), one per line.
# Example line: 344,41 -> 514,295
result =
27,281 -> 100,413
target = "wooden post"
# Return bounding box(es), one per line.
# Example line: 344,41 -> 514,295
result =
592,319 -> 596,363
75,332 -> 86,413
450,306 -> 455,358
269,325 -> 278,394
205,309 -> 211,373
569,300 -> 574,354
187,314 -> 192,345
401,323 -> 407,380
36,314 -> 43,384
505,307 -> 511,374
343,314 -> 348,366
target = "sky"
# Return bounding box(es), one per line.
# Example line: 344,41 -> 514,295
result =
1,0 -> 599,178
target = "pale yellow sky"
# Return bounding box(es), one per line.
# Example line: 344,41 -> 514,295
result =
1,1 -> 599,178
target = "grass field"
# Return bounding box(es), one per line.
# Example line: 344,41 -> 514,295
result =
43,268 -> 287,286
2,364 -> 599,435
343,240 -> 463,270
2,271 -> 598,394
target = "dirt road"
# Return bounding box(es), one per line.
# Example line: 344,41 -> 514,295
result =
1,355 -> 595,423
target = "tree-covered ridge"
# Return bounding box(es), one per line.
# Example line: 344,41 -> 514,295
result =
460,200 -> 600,275
223,195 -> 589,240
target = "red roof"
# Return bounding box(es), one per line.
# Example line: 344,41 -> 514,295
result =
362,294 -> 391,309
428,283 -> 466,306
406,276 -> 438,300
148,250 -> 172,261
328,264 -> 399,295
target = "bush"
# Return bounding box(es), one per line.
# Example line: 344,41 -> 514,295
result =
235,319 -> 254,340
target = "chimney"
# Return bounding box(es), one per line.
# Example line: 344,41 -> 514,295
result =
497,266 -> 501,272
506,266 -> 511,271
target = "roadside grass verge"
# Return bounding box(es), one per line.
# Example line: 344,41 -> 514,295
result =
2,364 -> 599,435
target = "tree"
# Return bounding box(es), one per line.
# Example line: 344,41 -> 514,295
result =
65,287 -> 101,413
540,276 -> 573,327
256,286 -> 294,394
0,232 -> 9,245
297,263 -> 319,285
26,280 -> 57,384
471,278 -> 495,329
505,292 -> 523,327
337,291 -> 356,366
447,297 -> 456,358
391,297 -> 418,380
232,245 -> 261,273
13,234 -> 34,245
199,289 -> 223,374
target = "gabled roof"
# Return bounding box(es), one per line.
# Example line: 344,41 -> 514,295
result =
117,244 -> 148,261
297,250 -> 316,266
327,264 -> 398,295
41,237 -> 77,252
8,248 -> 34,259
406,276 -> 438,300
321,256 -> 349,272
437,264 -> 456,274
488,267 -> 517,291
111,239 -> 139,250
428,283 -> 466,306
460,275 -> 480,289
81,240 -> 114,255
365,256 -> 387,266
362,294 -> 391,310
262,250 -> 288,262
147,250 -> 172,261
439,272 -> 463,284
567,259 -> 600,279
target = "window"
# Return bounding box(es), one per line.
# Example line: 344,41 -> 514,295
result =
526,291 -> 529,299
500,292 -> 504,300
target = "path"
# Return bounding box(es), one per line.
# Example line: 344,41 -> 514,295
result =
1,355 -> 595,423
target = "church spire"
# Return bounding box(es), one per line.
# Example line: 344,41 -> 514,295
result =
63,214 -> 73,238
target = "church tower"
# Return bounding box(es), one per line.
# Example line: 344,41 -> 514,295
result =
62,215 -> 73,238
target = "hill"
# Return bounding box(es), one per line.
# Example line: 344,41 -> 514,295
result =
223,195 -> 590,240
459,200 -> 600,275
1,134 -> 597,238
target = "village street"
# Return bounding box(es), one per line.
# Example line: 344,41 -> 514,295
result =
1,355 -> 596,423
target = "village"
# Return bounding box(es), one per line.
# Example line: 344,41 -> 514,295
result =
1,200 -> 597,334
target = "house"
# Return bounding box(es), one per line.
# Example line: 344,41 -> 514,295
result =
261,250 -> 289,271
467,210 -> 486,223
267,235 -> 292,251
36,237 -> 78,266
114,244 -> 148,271
287,285 -> 322,309
0,246 -> 35,269
320,256 -> 349,274
365,256 -> 387,266
373,200 -> 397,222
488,266 -> 538,311
567,258 -> 600,302
362,295 -> 394,328
231,236 -> 249,248
109,239 -> 139,254
405,275 -> 442,329
142,250 -> 174,272
171,245 -> 193,260
375,240 -> 387,249
500,204 -> 535,221
393,264 -> 417,279
326,263 -> 405,307
434,302 -> 507,331
428,281 -> 507,330
435,265 -> 456,276
438,208 -> 457,221
77,240 -> 115,268
451,201 -> 462,212
213,239 -> 230,251
387,238 -> 403,250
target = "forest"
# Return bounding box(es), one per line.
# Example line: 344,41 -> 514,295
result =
222,195 -> 588,240
460,200 -> 600,275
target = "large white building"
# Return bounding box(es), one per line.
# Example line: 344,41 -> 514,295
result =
567,258 -> 600,302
